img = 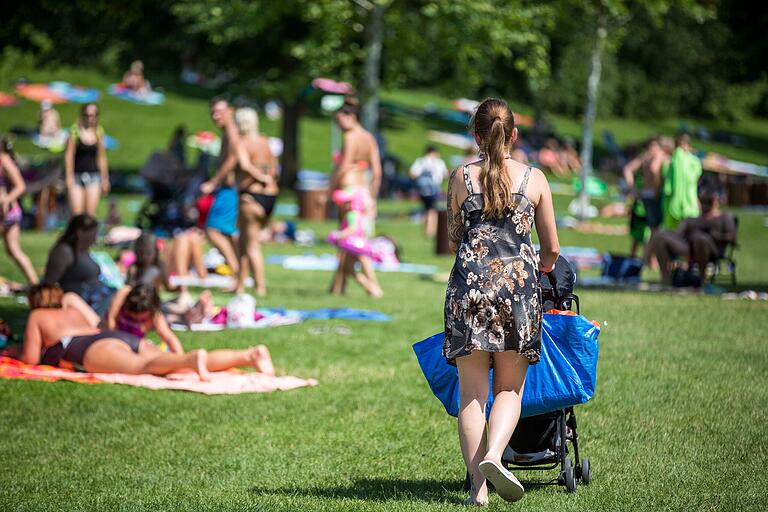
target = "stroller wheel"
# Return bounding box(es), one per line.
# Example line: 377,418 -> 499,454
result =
564,458 -> 577,493
581,458 -> 592,485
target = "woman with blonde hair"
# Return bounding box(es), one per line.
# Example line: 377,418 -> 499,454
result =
444,98 -> 560,505
232,107 -> 279,296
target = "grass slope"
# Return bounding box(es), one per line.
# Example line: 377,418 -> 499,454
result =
1,196 -> 767,510
1,67 -> 767,173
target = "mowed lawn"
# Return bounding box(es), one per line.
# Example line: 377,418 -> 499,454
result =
1,195 -> 767,511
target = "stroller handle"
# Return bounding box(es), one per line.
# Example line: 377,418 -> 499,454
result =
542,270 -> 561,303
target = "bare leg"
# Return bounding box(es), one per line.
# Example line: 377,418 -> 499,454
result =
67,183 -> 85,215
188,230 -> 208,278
456,350 -> 491,506
205,345 -> 275,375
648,230 -> 688,285
82,339 -> 207,379
425,209 -> 438,238
484,351 -> 529,464
238,200 -> 268,296
357,255 -> 383,297
330,251 -> 348,295
206,228 -> 239,275
2,224 -> 38,284
83,184 -> 101,217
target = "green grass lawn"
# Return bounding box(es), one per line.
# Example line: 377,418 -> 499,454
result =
1,67 -> 768,510
1,193 -> 767,510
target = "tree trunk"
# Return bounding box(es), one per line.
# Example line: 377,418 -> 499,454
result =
576,16 -> 607,219
361,2 -> 384,134
280,99 -> 300,189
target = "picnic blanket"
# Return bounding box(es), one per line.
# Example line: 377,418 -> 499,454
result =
0,92 -> 17,106
260,307 -> 390,322
108,84 -> 165,105
172,307 -> 389,331
15,83 -> 67,103
267,254 -> 438,274
48,81 -> 100,103
169,274 -> 254,288
0,356 -> 317,394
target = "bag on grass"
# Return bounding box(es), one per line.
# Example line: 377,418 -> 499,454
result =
412,313 -> 600,418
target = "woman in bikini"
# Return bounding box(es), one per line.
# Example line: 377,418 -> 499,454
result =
0,137 -> 38,284
64,103 -> 110,216
329,103 -> 383,297
22,284 -> 275,377
23,284 -> 208,378
232,107 -> 279,296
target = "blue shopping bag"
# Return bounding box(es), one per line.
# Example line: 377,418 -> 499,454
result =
412,313 -> 599,418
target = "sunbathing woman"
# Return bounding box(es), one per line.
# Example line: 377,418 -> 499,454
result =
23,284 -> 275,377
107,284 -> 273,375
42,214 -> 115,316
23,284 -> 209,379
0,137 -> 38,284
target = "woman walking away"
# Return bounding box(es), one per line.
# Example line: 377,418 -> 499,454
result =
443,98 -> 560,506
0,138 -> 38,284
64,103 -> 110,216
232,107 -> 279,296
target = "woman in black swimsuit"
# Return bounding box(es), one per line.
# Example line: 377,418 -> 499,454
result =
233,107 -> 279,296
64,103 -> 109,216
42,214 -> 115,316
22,284 -> 209,378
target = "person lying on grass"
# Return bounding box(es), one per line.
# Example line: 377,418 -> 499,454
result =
122,232 -> 215,326
22,284 -> 274,378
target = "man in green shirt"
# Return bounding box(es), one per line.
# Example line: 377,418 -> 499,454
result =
661,133 -> 702,229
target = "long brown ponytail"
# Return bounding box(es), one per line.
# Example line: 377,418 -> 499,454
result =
470,98 -> 515,219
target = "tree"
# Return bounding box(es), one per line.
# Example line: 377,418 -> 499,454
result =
564,0 -> 715,219
172,0 -> 366,187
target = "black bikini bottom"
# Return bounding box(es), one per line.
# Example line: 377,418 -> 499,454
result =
240,192 -> 277,218
40,330 -> 142,370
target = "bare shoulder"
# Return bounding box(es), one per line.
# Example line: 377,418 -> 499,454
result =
527,166 -> 551,205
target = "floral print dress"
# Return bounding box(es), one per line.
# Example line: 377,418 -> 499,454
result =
443,165 -> 542,365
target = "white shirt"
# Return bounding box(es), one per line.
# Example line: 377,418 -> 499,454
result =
409,155 -> 448,186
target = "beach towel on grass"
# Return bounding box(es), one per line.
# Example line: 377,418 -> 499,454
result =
171,307 -> 388,331
108,84 -> 165,105
268,254 -> 438,274
0,356 -> 317,394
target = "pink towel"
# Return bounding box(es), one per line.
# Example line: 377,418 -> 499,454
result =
0,356 -> 317,394
97,371 -> 318,394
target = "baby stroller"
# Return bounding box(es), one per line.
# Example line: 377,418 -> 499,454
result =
506,256 -> 591,492
135,151 -> 197,235
465,255 -> 593,493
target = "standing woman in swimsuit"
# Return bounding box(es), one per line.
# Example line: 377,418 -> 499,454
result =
329,103 -> 383,296
444,99 -> 559,505
232,107 -> 279,296
0,137 -> 38,284
64,103 -> 110,216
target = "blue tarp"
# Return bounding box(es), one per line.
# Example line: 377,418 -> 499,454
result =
412,313 -> 599,418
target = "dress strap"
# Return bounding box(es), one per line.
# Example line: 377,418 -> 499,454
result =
518,167 -> 532,195
462,165 -> 474,194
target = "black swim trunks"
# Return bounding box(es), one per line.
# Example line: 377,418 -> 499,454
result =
40,330 -> 142,371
